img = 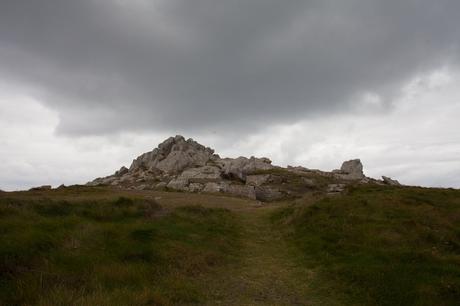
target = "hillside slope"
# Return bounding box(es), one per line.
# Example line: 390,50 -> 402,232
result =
273,185 -> 460,305
1,185 -> 459,305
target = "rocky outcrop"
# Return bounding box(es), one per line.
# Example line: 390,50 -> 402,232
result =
287,165 -> 333,178
88,135 -> 278,200
166,166 -> 222,191
203,182 -> 226,193
129,135 -> 216,174
254,186 -> 284,201
333,159 -> 365,180
87,135 -> 398,201
166,177 -> 189,191
223,184 -> 256,200
217,156 -> 274,181
246,174 -> 271,186
178,166 -> 222,184
115,166 -> 129,176
382,176 -> 401,186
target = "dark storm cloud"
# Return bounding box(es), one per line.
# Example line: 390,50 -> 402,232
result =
0,0 -> 459,135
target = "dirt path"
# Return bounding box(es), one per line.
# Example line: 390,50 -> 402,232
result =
197,205 -> 314,306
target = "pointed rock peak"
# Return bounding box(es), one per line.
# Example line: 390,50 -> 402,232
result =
156,135 -> 212,153
158,135 -> 185,150
129,136 -> 215,174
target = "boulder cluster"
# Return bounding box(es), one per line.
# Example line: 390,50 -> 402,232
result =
89,135 -> 276,199
87,135 -> 401,200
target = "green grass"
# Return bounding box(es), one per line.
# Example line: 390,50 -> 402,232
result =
2,185 -> 460,305
0,196 -> 240,306
272,185 -> 460,305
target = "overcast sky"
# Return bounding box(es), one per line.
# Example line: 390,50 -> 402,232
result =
1,0 -> 459,190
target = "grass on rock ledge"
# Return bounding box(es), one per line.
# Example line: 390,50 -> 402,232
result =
272,185 -> 460,306
0,195 -> 240,306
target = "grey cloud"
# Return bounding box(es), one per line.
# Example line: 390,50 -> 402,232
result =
1,0 -> 459,135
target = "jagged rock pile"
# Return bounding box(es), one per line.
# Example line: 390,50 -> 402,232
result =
88,135 -> 400,200
129,136 -> 216,174
89,135 -> 276,199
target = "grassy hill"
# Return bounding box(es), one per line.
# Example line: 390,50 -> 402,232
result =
272,185 -> 460,305
0,185 -> 459,305
0,188 -> 242,305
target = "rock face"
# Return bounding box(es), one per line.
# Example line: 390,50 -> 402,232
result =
203,182 -> 225,193
178,166 -> 222,184
88,135 -> 275,200
246,174 -> 271,186
87,135 -> 393,201
224,184 -> 257,200
218,156 -> 274,181
254,186 -> 283,201
129,135 -> 216,174
334,159 -> 365,180
115,166 -> 129,176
